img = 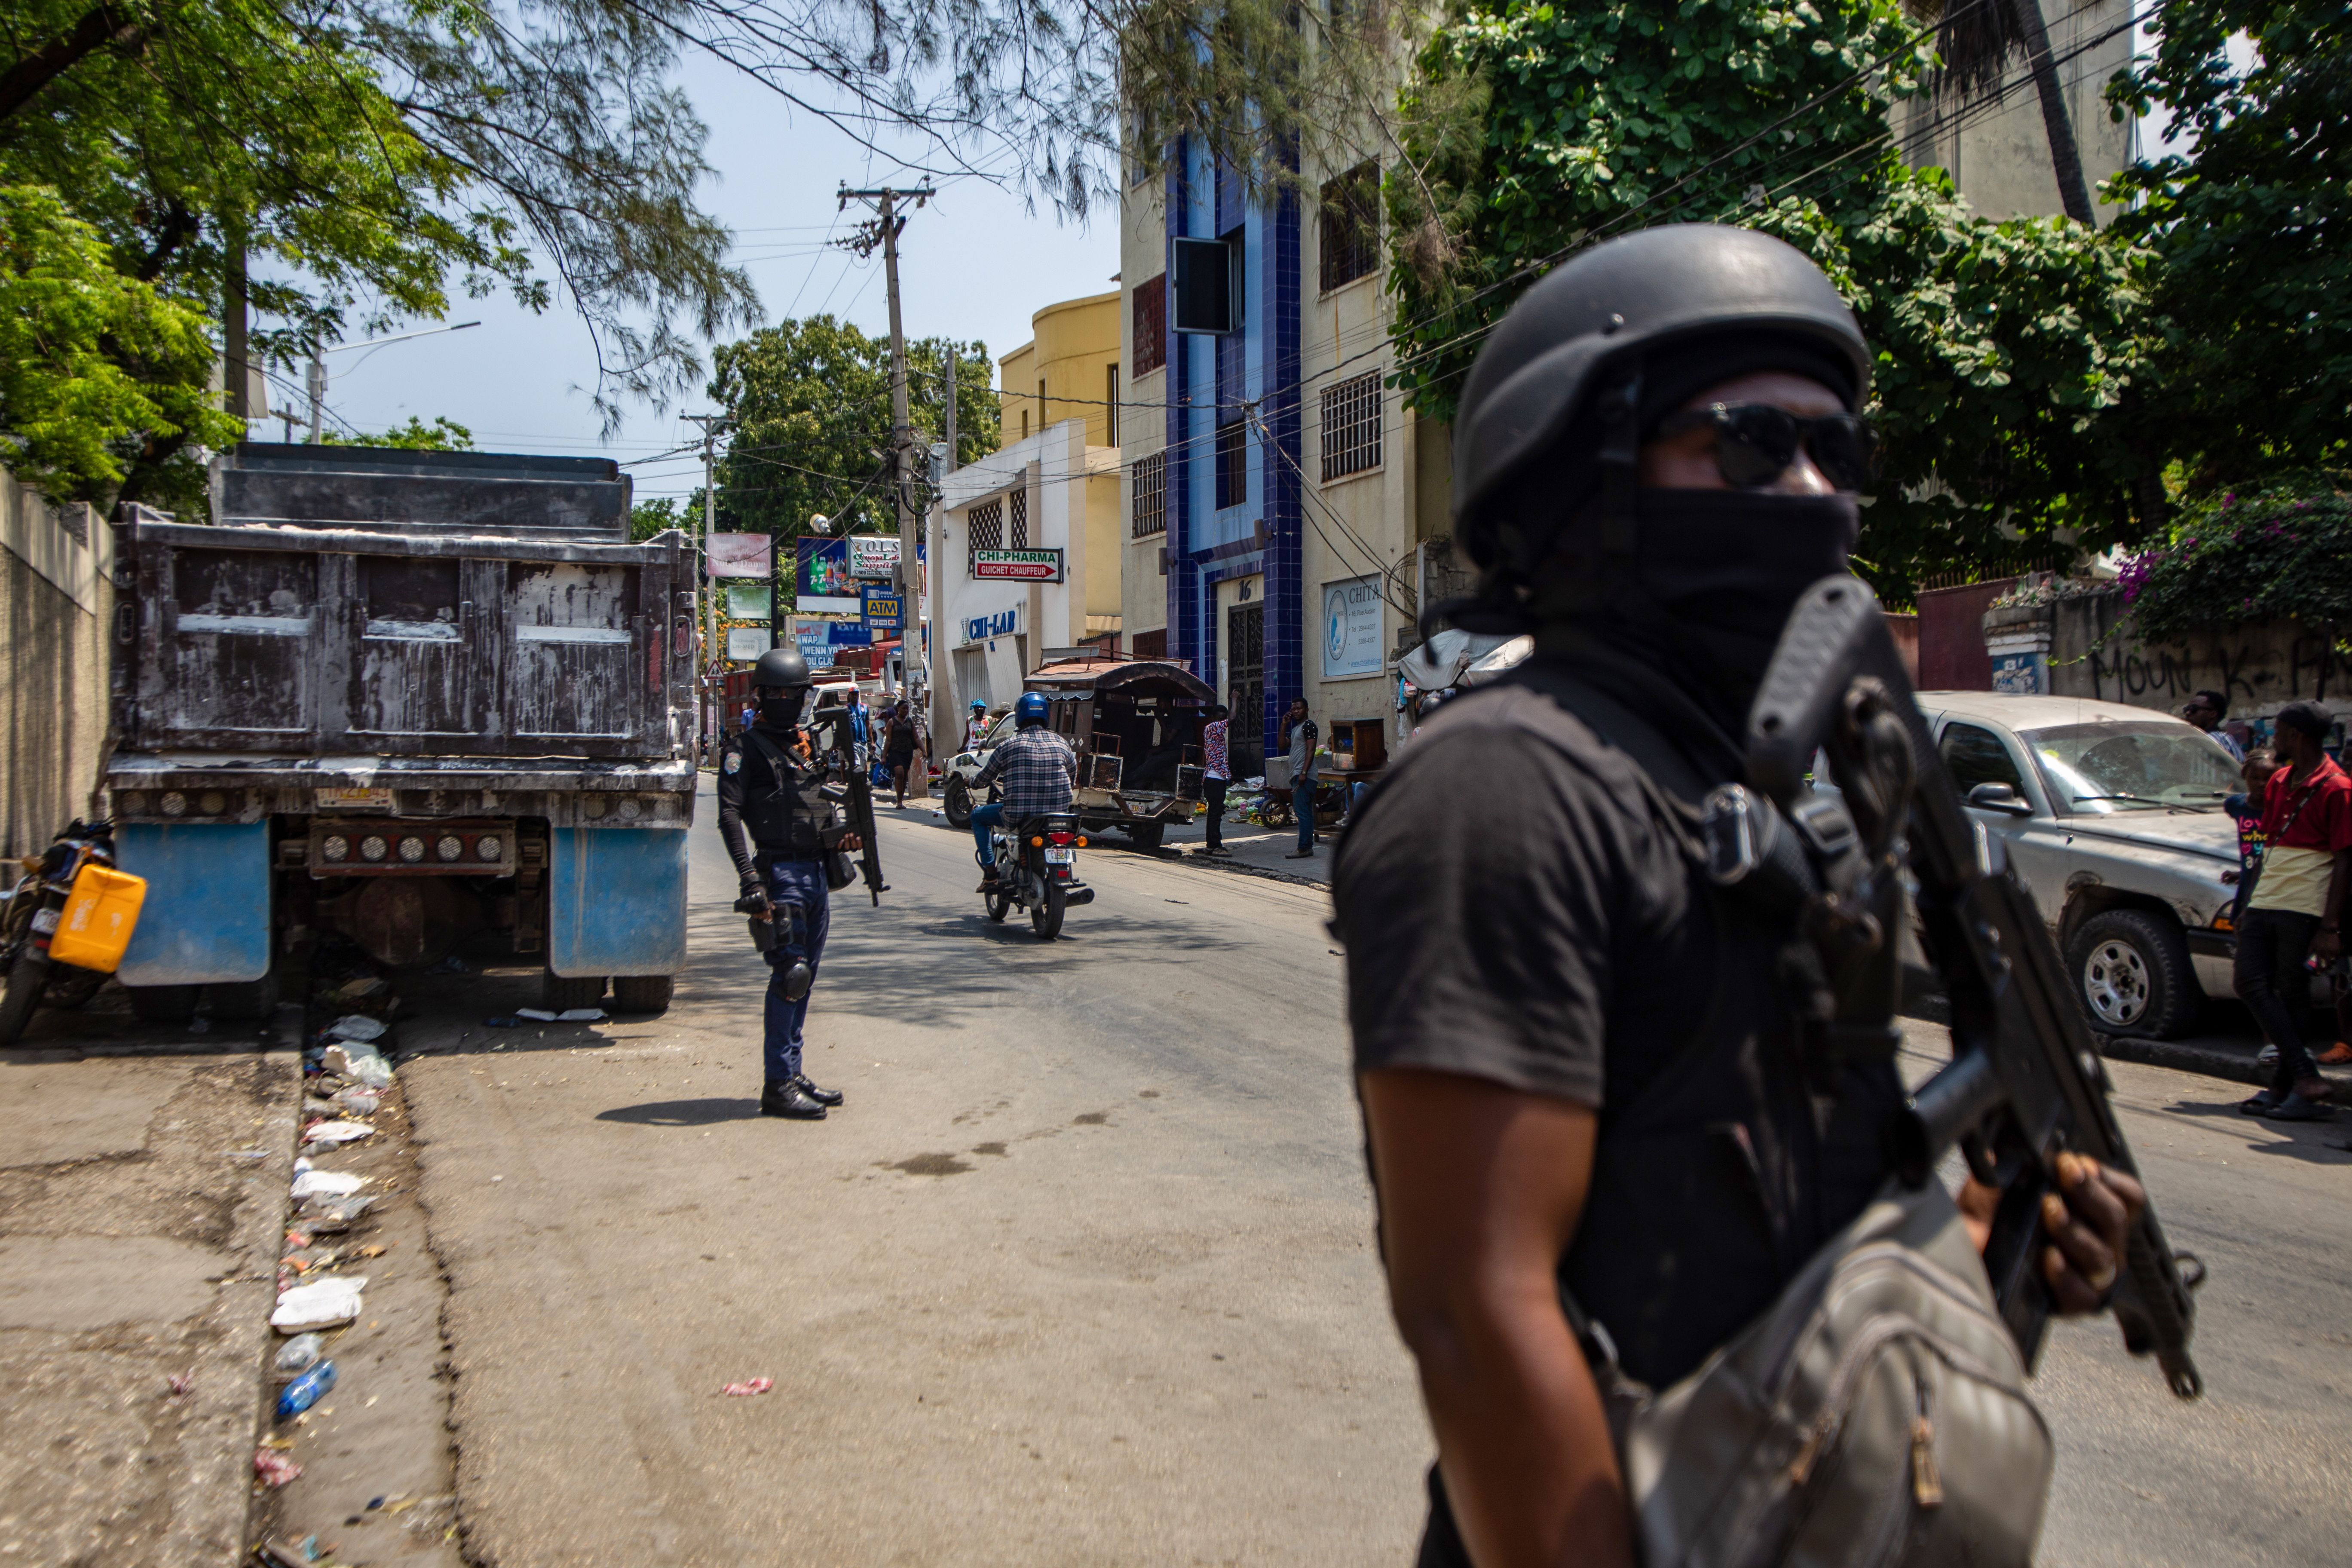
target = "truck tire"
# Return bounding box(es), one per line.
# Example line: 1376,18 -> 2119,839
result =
2066,909 -> 2195,1040
211,968 -> 280,1020
544,971 -> 608,1011
128,985 -> 199,1025
942,776 -> 974,829
611,975 -> 674,1014
1122,821 -> 1165,852
0,951 -> 49,1045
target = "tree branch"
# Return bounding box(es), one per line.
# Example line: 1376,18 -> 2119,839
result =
0,3 -> 150,125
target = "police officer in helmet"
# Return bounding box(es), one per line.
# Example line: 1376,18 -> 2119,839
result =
717,646 -> 854,1120
1332,226 -> 2144,1566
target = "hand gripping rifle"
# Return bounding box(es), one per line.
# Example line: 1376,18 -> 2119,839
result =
1740,576 -> 2203,1399
812,709 -> 888,905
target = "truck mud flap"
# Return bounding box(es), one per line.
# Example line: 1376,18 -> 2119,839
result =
115,821 -> 273,985
548,827 -> 686,978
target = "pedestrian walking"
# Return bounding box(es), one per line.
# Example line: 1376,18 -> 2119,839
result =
1199,704 -> 1233,856
714,647 -> 853,1121
884,700 -> 919,808
2234,699 -> 2351,1121
2226,746 -> 2280,928
1331,224 -> 2142,1568
1281,698 -> 1319,859
2184,690 -> 2246,762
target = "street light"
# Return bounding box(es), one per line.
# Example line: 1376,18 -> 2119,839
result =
306,321 -> 483,444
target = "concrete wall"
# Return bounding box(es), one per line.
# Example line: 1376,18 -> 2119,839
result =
998,290 -> 1122,449
2050,591 -> 2349,723
1917,579 -> 2015,691
1897,0 -> 2138,224
1,471 -> 113,866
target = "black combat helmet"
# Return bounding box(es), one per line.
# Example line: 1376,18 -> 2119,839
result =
1451,225 -> 1871,574
750,646 -> 813,691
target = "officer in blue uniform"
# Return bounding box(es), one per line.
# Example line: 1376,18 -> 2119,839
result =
715,647 -> 851,1120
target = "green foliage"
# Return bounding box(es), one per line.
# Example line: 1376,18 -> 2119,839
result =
2115,474 -> 2352,645
319,415 -> 473,450
631,494 -> 690,543
2108,0 -> 2352,489
1385,0 -> 2164,605
707,315 -> 999,544
0,185 -> 240,500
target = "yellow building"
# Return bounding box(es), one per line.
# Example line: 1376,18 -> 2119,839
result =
998,289 -> 1124,449
991,289 -> 1124,647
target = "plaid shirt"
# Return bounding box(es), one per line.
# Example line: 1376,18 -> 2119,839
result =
973,725 -> 1078,821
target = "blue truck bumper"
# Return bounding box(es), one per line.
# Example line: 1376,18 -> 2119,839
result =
548,828 -> 687,977
115,821 -> 273,986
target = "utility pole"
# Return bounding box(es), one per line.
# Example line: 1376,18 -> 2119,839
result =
684,413 -> 728,756
838,181 -> 934,670
303,321 -> 480,444
933,339 -> 959,744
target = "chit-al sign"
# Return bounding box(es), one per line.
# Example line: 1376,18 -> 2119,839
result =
849,535 -> 901,579
972,548 -> 1063,582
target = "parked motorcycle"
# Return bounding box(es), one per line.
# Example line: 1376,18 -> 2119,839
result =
982,811 -> 1096,940
0,819 -> 140,1045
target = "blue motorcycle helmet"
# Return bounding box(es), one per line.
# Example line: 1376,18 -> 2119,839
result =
1014,692 -> 1050,728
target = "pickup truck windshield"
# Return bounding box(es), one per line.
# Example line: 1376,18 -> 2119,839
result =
2024,721 -> 2239,814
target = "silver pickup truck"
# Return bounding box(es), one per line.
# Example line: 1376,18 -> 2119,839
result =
1914,692 -> 2249,1039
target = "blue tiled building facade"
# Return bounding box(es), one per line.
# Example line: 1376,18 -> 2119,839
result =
1158,137 -> 1305,770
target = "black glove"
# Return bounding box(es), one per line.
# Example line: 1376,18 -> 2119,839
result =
735,876 -> 771,917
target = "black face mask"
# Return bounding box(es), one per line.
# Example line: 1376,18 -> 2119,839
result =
756,693 -> 807,730
1525,488 -> 1858,744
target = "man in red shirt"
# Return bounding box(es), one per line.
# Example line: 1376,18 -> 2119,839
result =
2235,700 -> 2352,1120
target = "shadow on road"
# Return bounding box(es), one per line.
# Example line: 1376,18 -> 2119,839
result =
595,1096 -> 763,1126
2158,1094 -> 2352,1164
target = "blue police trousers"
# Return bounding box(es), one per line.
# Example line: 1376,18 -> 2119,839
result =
761,856 -> 830,1086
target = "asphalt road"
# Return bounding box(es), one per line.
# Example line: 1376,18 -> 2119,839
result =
389,780 -> 2351,1567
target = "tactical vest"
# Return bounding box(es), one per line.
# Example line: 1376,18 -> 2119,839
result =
739,728 -> 835,853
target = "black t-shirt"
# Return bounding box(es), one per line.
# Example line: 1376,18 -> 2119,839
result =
1334,669 -> 1900,1390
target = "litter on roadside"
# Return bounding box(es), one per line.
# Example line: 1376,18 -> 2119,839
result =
557,1008 -> 605,1022
275,1333 -> 325,1373
276,1360 -> 337,1419
333,1087 -> 380,1115
166,1373 -> 193,1397
289,1169 -> 367,1200
303,1120 -> 374,1146
514,1008 -> 558,1021
322,1042 -> 395,1087
332,975 -> 389,1003
299,1194 -> 375,1231
323,1015 -> 386,1043
272,1276 -> 369,1332
254,1447 -> 303,1488
482,1015 -> 523,1027
720,1377 -> 774,1396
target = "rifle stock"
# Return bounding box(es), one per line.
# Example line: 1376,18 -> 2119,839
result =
814,713 -> 888,905
1749,576 -> 2203,1400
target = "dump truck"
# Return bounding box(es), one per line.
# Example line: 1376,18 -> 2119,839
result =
103,444 -> 695,1020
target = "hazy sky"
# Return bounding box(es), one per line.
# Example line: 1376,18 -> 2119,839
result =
303,56 -> 1121,505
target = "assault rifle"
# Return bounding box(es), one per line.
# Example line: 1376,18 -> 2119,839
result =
812,708 -> 888,905
1744,576 -> 2203,1399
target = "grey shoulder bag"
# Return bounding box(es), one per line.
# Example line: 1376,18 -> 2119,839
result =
1571,1179 -> 2052,1568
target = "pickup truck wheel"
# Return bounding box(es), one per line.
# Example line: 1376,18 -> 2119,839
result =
2066,910 -> 2194,1039
128,984 -> 199,1026
543,971 -> 608,1011
942,776 -> 974,829
611,975 -> 674,1014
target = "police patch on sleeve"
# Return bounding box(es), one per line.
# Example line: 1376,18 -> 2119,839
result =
723,750 -> 741,774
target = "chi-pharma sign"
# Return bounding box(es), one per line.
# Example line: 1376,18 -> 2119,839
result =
972,548 -> 1063,582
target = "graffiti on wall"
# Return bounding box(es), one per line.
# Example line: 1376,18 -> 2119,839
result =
2053,593 -> 2351,716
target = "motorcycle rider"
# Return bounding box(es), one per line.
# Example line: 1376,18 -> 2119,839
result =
968,692 -> 1076,892
716,646 -> 856,1120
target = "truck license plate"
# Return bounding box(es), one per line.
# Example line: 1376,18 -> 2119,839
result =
31,907 -> 59,933
1044,848 -> 1074,864
316,787 -> 393,809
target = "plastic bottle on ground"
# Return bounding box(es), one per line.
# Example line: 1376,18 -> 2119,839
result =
276,1360 -> 336,1419
275,1333 -> 325,1373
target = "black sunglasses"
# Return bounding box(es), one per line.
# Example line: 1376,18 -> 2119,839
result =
1654,402 -> 1875,492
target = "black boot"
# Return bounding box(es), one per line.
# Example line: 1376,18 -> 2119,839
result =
795,1073 -> 844,1107
760,1081 -> 827,1119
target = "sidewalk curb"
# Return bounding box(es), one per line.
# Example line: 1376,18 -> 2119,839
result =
204,1038 -> 305,1565
1173,850 -> 1331,891
2098,1032 -> 2352,1092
